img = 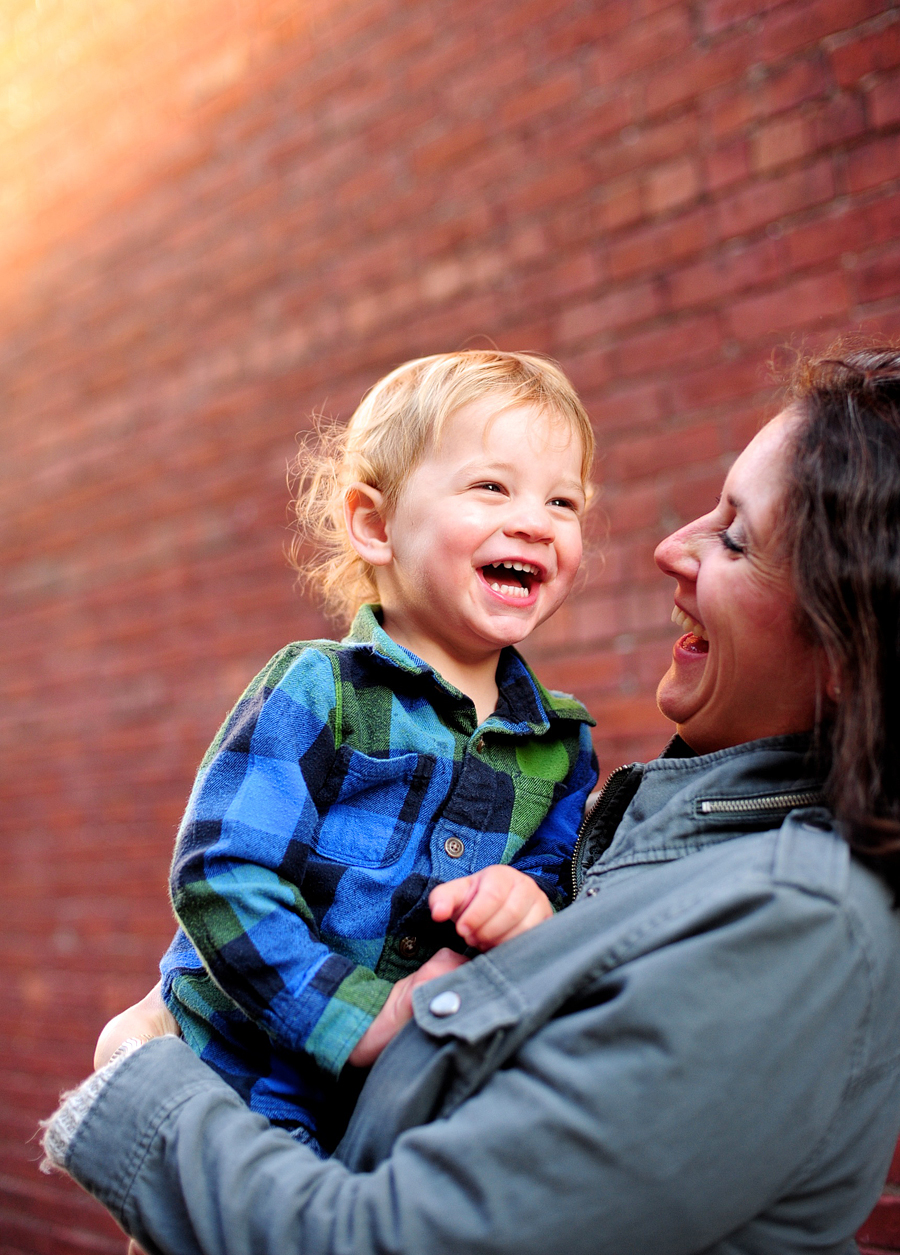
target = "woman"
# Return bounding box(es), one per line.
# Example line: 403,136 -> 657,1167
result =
43,344 -> 900,1255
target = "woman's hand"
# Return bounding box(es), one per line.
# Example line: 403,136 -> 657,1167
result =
93,981 -> 181,1071
429,864 -> 554,950
348,947 -> 468,1068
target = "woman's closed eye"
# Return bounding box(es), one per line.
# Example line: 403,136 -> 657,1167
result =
719,528 -> 745,555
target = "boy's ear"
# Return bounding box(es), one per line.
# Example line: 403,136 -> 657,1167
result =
344,482 -> 393,567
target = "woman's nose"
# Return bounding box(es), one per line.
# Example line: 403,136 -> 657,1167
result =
655,521 -> 701,580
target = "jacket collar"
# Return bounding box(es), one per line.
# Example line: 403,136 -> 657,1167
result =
587,735 -> 827,877
342,604 -> 595,734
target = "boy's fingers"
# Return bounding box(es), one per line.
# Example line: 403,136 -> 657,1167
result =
458,882 -> 554,948
429,875 -> 478,922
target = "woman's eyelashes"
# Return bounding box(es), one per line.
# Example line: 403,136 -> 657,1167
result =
719,527 -> 745,555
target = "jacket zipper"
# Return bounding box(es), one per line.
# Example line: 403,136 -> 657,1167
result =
697,789 -> 826,815
569,763 -> 634,897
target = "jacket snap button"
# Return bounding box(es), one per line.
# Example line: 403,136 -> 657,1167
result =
444,836 -> 465,858
429,990 -> 461,1017
585,886 -> 598,897
476,738 -> 485,753
398,935 -> 418,958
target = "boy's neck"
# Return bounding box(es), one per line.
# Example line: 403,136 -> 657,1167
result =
379,613 -> 501,726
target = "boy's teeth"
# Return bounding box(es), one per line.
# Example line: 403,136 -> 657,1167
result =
499,561 -> 538,575
671,606 -> 708,641
490,582 -> 529,598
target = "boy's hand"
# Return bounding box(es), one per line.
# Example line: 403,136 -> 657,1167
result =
93,981 -> 181,1071
348,947 -> 468,1068
429,865 -> 554,951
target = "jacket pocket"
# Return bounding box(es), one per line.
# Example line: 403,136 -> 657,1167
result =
315,748 -> 433,868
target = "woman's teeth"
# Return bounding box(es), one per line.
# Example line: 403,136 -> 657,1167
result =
671,606 -> 708,640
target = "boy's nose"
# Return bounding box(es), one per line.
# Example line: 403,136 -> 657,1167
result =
503,499 -> 554,542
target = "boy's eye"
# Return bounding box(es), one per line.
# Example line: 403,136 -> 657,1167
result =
550,497 -> 579,511
475,482 -> 504,493
719,528 -> 745,555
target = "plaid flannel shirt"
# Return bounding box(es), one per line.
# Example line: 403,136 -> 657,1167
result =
160,605 -> 597,1143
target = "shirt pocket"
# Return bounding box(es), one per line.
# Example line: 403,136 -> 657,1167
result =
315,748 -> 432,869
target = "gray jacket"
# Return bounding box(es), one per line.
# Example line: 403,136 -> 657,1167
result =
55,736 -> 900,1255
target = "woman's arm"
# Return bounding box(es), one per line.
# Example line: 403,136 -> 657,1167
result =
49,849 -> 899,1255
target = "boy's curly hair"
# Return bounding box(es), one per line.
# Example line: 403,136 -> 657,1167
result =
288,350 -> 594,623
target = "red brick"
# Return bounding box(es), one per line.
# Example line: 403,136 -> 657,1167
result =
715,159 -> 835,238
760,56 -> 834,116
752,114 -> 812,172
644,156 -> 701,214
855,242 -> 900,304
760,0 -> 889,60
703,0 -> 792,36
599,177 -> 645,232
830,14 -> 900,87
558,282 -> 661,343
666,238 -> 787,310
706,86 -> 757,140
670,356 -> 772,409
785,204 -> 867,267
813,90 -> 868,145
499,68 -> 582,127
592,115 -> 701,183
859,1195 -> 900,1247
590,380 -> 665,432
587,7 -> 694,85
868,69 -> 900,128
608,416 -> 726,480
726,270 -> 850,337
704,137 -> 753,191
646,33 -> 757,115
846,133 -> 900,192
607,207 -> 712,280
888,1138 -> 900,1184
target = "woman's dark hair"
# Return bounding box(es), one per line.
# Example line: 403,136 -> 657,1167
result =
784,340 -> 900,894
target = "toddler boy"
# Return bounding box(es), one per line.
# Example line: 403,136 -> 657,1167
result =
160,350 -> 598,1152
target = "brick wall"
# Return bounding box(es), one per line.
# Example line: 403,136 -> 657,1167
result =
2,0 -> 900,1249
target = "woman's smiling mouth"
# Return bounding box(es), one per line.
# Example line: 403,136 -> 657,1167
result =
672,606 -> 709,653
480,560 -> 542,599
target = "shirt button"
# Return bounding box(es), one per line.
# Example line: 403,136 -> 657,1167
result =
476,738 -> 485,753
585,886 -> 598,897
429,990 -> 461,1017
398,935 -> 418,958
444,836 -> 465,858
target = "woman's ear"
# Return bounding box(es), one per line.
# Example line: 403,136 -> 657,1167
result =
344,482 -> 392,567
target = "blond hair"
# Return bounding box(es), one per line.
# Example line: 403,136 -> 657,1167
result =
289,350 -> 594,622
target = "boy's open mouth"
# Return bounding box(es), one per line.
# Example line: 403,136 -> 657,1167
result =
480,561 -> 541,599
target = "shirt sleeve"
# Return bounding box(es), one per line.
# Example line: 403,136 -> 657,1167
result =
169,645 -> 392,1076
509,721 -> 598,907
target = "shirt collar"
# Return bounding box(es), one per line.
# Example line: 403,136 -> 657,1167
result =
343,604 -> 595,733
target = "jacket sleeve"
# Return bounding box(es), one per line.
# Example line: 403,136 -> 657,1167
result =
60,871 -> 891,1255
509,721 -> 598,906
169,645 -> 391,1076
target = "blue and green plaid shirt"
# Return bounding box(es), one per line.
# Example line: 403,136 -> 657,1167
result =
161,605 -> 596,1145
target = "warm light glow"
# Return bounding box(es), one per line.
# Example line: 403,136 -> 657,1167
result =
0,0 -> 321,296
